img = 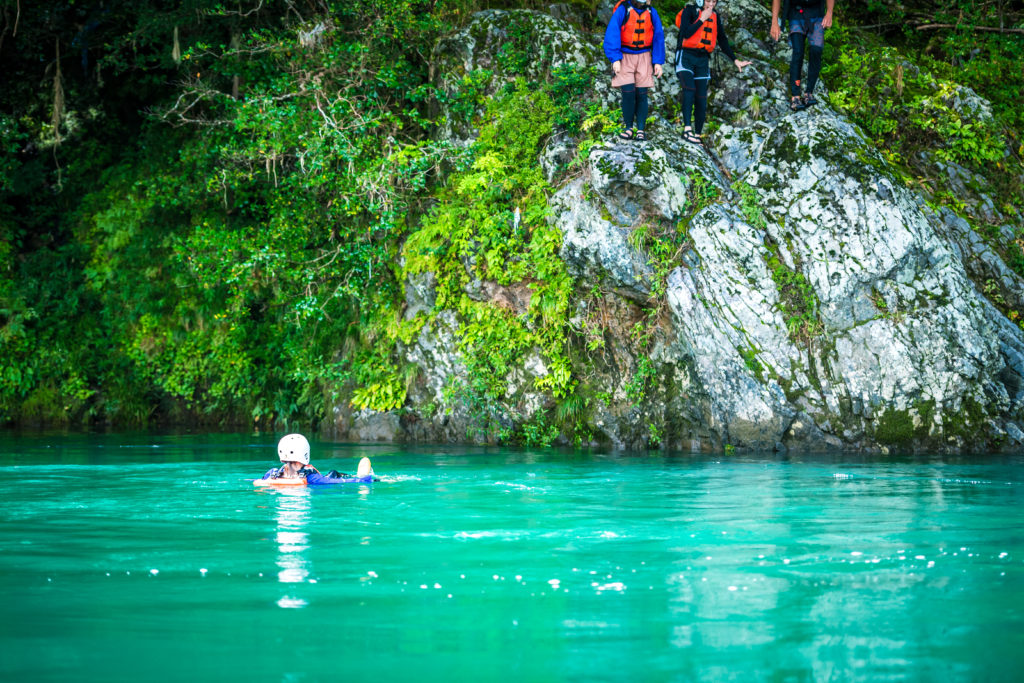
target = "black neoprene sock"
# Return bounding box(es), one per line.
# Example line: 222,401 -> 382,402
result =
789,33 -> 805,96
621,84 -> 637,129
693,80 -> 709,133
806,44 -> 823,94
678,76 -> 695,128
635,87 -> 649,130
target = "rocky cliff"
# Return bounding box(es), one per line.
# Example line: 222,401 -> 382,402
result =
337,1 -> 1024,453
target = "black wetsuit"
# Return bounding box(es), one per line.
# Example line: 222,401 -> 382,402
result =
674,5 -> 737,134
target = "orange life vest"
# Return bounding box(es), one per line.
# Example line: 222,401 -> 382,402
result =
680,11 -> 717,53
618,4 -> 655,50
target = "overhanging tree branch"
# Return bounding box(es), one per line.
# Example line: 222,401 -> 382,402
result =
915,23 -> 1024,34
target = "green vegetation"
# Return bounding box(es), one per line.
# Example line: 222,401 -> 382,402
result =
823,3 -> 1024,259
870,397 -> 991,448
0,0 -> 611,431
402,77 -> 582,442
1,0 -> 1021,441
821,2 -> 1024,289
765,242 -> 823,344
732,180 -> 822,345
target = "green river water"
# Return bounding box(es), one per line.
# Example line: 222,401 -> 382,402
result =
1,433 -> 1022,682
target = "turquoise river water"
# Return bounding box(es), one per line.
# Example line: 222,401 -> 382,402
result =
0,433 -> 1022,682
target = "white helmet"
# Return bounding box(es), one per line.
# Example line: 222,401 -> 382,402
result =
277,433 -> 310,465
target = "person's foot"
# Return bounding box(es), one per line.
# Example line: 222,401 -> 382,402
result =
802,92 -> 818,107
619,128 -> 635,141
635,129 -> 646,142
357,457 -> 374,478
683,127 -> 701,145
789,96 -> 806,112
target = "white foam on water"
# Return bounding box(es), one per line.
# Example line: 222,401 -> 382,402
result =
494,481 -> 540,492
595,582 -> 625,592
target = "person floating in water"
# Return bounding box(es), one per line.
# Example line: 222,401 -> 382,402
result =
260,433 -> 375,484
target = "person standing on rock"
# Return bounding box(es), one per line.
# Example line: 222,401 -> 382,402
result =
770,0 -> 834,111
603,0 -> 666,142
674,0 -> 751,145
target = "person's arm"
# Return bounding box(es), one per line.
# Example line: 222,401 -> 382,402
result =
305,470 -> 375,485
823,0 -> 835,28
770,0 -> 782,41
603,5 -> 625,69
716,17 -> 752,71
716,13 -> 737,62
678,5 -> 704,42
305,470 -> 334,484
651,7 -> 665,76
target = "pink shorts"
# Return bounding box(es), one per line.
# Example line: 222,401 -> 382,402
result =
611,51 -> 655,88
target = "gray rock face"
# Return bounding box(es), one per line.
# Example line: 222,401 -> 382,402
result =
334,7 -> 1024,452
737,111 -> 1012,424
554,176 -> 653,299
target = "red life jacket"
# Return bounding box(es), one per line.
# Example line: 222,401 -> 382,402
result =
680,11 -> 717,53
617,3 -> 655,50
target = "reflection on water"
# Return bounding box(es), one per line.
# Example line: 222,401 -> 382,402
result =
272,490 -> 311,608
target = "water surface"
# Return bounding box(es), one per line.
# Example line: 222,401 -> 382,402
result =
1,433 -> 1022,681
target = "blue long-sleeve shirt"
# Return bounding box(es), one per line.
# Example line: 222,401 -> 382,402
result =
261,467 -> 375,485
603,3 -> 666,65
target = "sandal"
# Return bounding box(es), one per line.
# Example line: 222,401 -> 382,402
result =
802,92 -> 818,107
790,96 -> 806,112
683,128 -> 702,145
619,128 -> 634,141
635,129 -> 646,142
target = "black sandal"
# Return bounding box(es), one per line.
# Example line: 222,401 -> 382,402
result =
683,128 -> 701,145
803,92 -> 818,107
635,129 -> 646,142
619,128 -> 634,141
790,96 -> 806,112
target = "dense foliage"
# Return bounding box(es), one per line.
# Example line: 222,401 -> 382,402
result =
1,0 -> 1021,432
1,0 -> 479,425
